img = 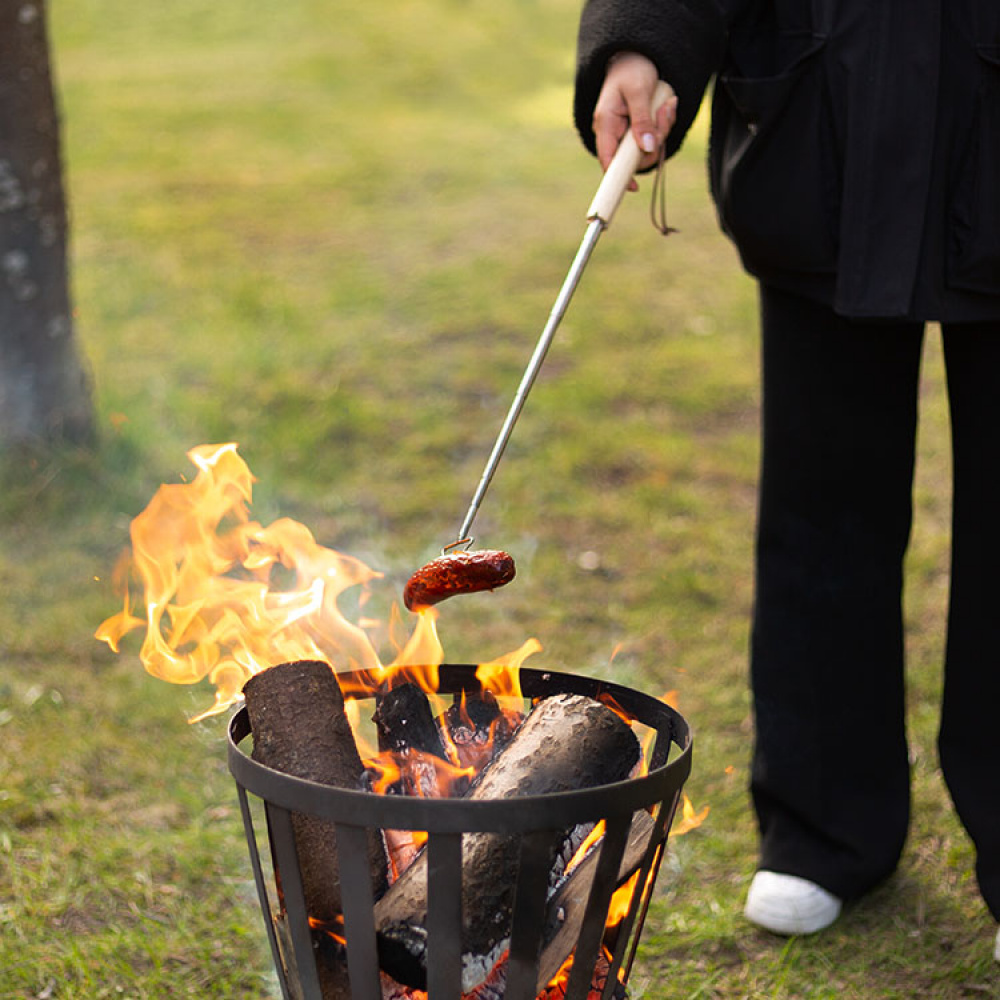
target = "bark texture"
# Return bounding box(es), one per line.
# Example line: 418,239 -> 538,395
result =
0,0 -> 94,446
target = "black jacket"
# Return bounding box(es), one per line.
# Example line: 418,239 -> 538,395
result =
575,0 -> 1000,320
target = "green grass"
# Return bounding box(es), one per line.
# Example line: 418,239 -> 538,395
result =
1,1 -> 996,997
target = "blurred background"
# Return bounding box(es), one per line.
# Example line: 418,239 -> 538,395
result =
1,1 -> 994,997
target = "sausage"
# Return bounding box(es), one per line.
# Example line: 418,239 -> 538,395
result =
403,549 -> 516,611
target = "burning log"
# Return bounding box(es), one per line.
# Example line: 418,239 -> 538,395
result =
373,685 -> 522,798
373,682 -> 457,877
470,950 -> 628,1000
373,693 -> 640,993
537,810 -> 655,992
243,659 -> 390,996
440,688 -> 520,773
538,953 -> 627,1000
465,810 -> 654,1000
373,681 -> 451,769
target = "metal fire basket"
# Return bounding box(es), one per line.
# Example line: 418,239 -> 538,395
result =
228,664 -> 693,1000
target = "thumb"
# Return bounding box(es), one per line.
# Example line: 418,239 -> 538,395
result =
634,87 -> 677,157
629,105 -> 659,155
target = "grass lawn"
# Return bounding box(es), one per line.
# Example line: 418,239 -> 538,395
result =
1,1 -> 997,997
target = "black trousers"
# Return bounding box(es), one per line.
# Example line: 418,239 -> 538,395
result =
750,284 -> 1000,920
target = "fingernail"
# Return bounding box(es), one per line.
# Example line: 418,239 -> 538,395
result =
641,132 -> 656,153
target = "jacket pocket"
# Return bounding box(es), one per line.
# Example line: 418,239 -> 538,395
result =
947,46 -> 1000,295
709,34 -> 840,276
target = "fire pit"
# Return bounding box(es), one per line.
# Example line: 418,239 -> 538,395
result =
228,662 -> 692,1000
93,445 -> 696,999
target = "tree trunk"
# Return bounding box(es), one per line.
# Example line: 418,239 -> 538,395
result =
0,0 -> 94,446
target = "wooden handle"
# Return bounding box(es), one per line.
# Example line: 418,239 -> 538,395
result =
586,79 -> 675,226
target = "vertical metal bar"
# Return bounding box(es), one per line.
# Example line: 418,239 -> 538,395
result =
268,805 -> 324,1000
335,823 -> 381,1000
426,831 -> 464,1000
621,794 -> 680,985
236,786 -> 293,1000
563,814 -> 631,1000
504,829 -> 559,999
602,809 -> 668,1000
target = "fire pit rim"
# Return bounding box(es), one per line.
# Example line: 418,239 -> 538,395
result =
227,663 -> 692,834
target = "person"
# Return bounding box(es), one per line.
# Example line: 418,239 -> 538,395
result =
573,0 -> 1000,958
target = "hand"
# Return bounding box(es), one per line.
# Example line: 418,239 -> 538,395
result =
593,52 -> 677,190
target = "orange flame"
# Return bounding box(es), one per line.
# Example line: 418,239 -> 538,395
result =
308,915 -> 346,948
606,870 -> 640,927
94,444 -> 535,722
476,638 -> 540,700
95,444 -> 396,719
670,793 -> 710,837
560,821 -> 607,882
366,750 -> 476,798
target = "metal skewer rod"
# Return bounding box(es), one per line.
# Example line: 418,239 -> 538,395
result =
447,81 -> 675,551
450,218 -> 605,549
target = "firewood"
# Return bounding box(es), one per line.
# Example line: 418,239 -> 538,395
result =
470,949 -> 628,1000
536,810 -> 655,993
468,810 -> 654,1000
372,683 -> 453,800
243,659 -> 390,998
373,683 -> 450,877
538,952 -> 627,1000
374,681 -> 449,760
440,688 -> 521,774
373,693 -> 640,992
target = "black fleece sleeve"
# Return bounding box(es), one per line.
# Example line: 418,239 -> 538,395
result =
574,0 -> 727,160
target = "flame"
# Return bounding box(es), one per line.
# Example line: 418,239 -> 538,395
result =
597,692 -> 631,725
545,956 -> 573,996
541,950 -> 621,1000
308,915 -> 346,948
475,638 -> 540,700
563,821 -> 606,876
606,870 -> 640,927
367,750 -> 475,798
96,444 -> 527,722
96,443 -> 394,719
670,793 -> 710,837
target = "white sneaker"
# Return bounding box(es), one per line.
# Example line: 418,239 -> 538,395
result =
744,870 -> 842,935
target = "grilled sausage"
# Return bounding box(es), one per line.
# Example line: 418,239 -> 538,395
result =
403,549 -> 516,611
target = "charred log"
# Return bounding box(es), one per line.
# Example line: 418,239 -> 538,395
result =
373,693 -> 640,992
372,682 -> 454,799
441,688 -> 521,774
374,681 -> 449,760
372,682 -> 453,876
